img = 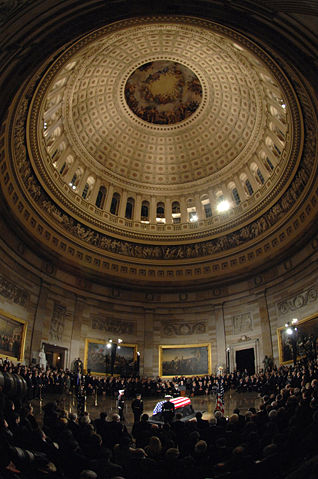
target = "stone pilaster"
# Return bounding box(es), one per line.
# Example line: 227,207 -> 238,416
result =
256,290 -> 273,358
142,308 -> 154,376
69,295 -> 86,367
215,303 -> 226,371
30,280 -> 51,361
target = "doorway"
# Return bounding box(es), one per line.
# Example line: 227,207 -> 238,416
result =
236,348 -> 255,374
43,343 -> 67,369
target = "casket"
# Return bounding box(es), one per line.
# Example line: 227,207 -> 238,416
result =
150,396 -> 195,424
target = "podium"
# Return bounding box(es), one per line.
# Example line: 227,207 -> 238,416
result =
179,385 -> 186,397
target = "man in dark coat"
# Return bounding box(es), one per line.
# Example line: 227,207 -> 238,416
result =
162,395 -> 175,424
131,394 -> 143,423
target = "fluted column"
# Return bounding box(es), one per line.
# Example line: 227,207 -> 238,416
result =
89,178 -> 101,205
118,190 -> 128,218
150,196 -> 156,223
134,194 -> 142,221
165,198 -> 172,224
104,184 -> 114,212
194,193 -> 203,220
180,197 -> 187,223
63,161 -> 78,184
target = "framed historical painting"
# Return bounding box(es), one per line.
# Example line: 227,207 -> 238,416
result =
0,310 -> 27,362
277,314 -> 318,364
159,344 -> 212,377
84,338 -> 137,375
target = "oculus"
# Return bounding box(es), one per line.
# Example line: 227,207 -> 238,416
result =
124,60 -> 202,125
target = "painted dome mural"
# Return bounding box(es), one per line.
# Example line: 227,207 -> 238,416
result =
125,60 -> 202,125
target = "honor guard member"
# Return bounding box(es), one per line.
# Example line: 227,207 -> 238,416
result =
117,389 -> 125,421
162,395 -> 175,424
77,384 -> 86,416
131,394 -> 144,423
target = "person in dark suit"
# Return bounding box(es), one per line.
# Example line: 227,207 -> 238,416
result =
162,395 -> 175,424
74,358 -> 83,374
131,394 -> 143,423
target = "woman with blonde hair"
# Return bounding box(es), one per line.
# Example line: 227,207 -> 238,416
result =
145,435 -> 162,459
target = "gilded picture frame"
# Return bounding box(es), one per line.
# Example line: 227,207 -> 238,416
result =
0,309 -> 27,362
277,313 -> 318,365
159,343 -> 212,377
84,338 -> 137,375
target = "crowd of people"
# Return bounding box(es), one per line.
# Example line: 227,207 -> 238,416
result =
0,355 -> 312,401
0,355 -> 318,478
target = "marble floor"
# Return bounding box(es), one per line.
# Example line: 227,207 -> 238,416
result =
33,390 -> 262,432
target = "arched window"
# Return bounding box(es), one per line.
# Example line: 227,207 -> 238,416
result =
228,182 -> 240,206
265,157 -> 274,172
110,192 -> 120,215
240,174 -> 253,197
156,202 -> 165,223
232,188 -> 241,205
82,176 -> 95,200
82,183 -> 89,199
156,202 -> 165,218
69,166 -> 83,190
201,195 -> 212,218
250,162 -> 265,186
141,200 -> 150,222
204,203 -> 212,218
125,197 -> 134,219
95,186 -> 106,209
61,155 -> 74,177
259,150 -> 275,173
245,179 -> 254,196
266,136 -> 281,158
256,168 -> 265,185
59,162 -> 66,175
269,121 -> 285,144
187,198 -> 197,222
172,201 -> 180,214
172,201 -> 181,224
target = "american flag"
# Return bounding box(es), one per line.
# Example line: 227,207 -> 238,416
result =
153,396 -> 191,414
215,381 -> 225,414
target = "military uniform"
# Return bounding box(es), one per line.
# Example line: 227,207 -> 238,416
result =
131,396 -> 144,422
162,397 -> 175,424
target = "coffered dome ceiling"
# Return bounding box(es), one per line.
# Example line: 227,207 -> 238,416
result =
2,14 -> 317,287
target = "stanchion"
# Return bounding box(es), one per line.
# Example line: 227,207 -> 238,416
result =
39,385 -> 43,412
84,395 -> 87,412
94,389 -> 98,407
72,386 -> 75,407
68,396 -> 72,413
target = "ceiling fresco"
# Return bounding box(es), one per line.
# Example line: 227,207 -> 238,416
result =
125,60 -> 202,125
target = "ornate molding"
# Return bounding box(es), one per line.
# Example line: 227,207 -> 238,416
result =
49,302 -> 67,342
0,273 -> 29,306
233,313 -> 253,335
277,287 -> 318,314
162,320 -> 207,336
91,315 -> 136,335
